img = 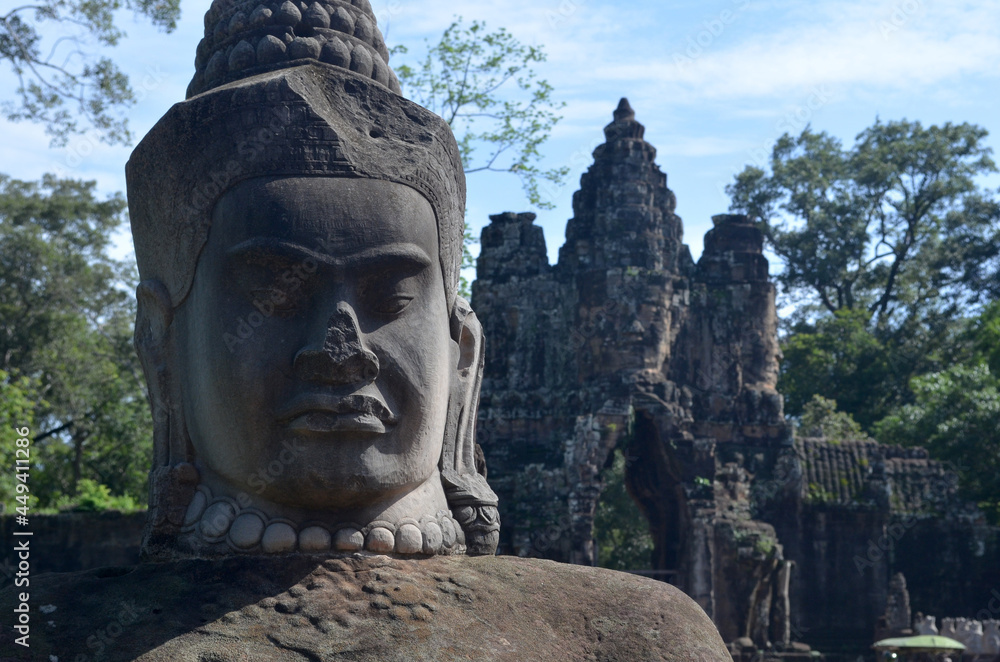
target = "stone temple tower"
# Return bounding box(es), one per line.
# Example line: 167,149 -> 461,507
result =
473,99 -> 1000,653
473,99 -> 792,642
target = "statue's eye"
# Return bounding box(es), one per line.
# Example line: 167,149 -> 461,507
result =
374,293 -> 414,316
361,274 -> 418,317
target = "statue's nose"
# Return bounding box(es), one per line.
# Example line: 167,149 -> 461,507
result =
293,303 -> 379,384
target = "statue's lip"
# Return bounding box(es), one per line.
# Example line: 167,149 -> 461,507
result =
276,394 -> 398,432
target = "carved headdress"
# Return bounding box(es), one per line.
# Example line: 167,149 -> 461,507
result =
128,0 -> 499,558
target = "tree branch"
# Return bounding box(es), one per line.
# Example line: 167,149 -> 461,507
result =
33,418 -> 74,443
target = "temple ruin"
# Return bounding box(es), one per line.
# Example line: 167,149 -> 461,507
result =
473,98 -> 1000,659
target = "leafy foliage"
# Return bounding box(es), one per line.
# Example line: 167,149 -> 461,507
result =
0,173 -> 151,510
971,301 -> 1000,376
391,17 -> 568,210
729,120 -> 1000,427
728,120 -> 999,327
0,0 -> 180,145
874,304 -> 1000,523
780,308 -> 911,429
875,363 -> 999,522
52,478 -> 141,512
797,394 -> 866,442
458,220 -> 476,299
729,119 -> 1000,517
594,449 -> 654,571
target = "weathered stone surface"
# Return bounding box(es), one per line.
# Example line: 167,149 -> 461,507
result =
472,97 -> 1000,656
187,0 -> 400,97
0,555 -> 732,661
128,59 -> 497,561
473,100 -> 791,639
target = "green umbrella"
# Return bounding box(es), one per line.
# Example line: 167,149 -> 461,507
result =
873,635 -> 967,652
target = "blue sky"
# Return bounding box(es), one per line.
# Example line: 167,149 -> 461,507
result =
2,0 -> 999,269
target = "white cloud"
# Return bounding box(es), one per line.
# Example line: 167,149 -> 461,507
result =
591,0 -> 1000,102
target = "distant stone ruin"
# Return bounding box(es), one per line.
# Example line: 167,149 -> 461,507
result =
472,98 -> 1000,657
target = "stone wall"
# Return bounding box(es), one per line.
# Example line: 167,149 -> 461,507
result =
0,511 -> 145,588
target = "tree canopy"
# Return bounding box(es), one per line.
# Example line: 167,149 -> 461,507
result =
0,0 -> 180,145
874,303 -> 1000,522
728,119 -> 1000,520
728,120 -> 1000,420
728,119 -> 999,328
0,174 -> 150,511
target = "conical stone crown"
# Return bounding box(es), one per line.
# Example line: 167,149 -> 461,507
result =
604,97 -> 645,141
188,0 -> 399,97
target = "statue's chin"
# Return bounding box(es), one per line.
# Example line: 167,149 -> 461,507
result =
253,478 -> 423,514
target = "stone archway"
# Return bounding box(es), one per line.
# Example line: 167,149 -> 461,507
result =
619,409 -> 687,577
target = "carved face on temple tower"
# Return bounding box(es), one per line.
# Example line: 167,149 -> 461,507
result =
126,0 -> 498,560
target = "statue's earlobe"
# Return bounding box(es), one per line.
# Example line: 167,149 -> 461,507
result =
442,297 -> 500,556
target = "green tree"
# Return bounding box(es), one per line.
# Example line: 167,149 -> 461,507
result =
728,119 -> 1000,424
0,370 -> 38,510
779,308 -> 925,429
594,449 -> 654,570
875,363 -> 999,522
971,300 -> 1000,375
0,174 -> 151,509
728,120 -> 999,324
391,17 -> 568,210
874,302 -> 1000,523
1,0 -> 180,146
797,394 -> 866,442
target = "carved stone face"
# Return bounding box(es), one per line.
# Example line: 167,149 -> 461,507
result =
175,176 -> 456,513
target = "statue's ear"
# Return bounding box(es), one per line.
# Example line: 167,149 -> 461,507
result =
135,280 -> 174,466
442,297 -> 500,555
135,280 -> 201,557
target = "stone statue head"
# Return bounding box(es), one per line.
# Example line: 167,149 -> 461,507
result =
127,0 -> 498,559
